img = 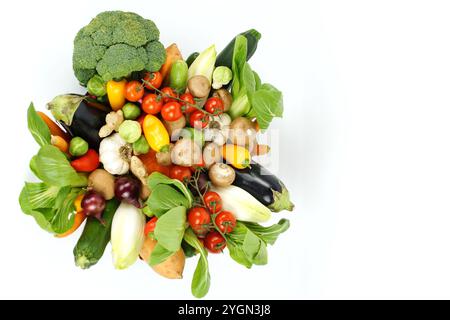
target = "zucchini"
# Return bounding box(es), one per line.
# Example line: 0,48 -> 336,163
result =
215,29 -> 261,69
73,199 -> 119,269
186,52 -> 199,67
233,162 -> 294,212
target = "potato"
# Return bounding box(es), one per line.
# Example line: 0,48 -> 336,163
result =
88,169 -> 115,200
156,144 -> 174,166
139,237 -> 185,279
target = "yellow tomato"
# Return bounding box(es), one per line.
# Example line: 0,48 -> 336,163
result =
106,80 -> 127,110
221,144 -> 251,169
143,114 -> 170,152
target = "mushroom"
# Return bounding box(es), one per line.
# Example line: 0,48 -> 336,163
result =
208,163 -> 235,187
212,89 -> 233,111
229,117 -> 257,147
187,75 -> 211,98
203,143 -> 221,168
171,139 -> 202,167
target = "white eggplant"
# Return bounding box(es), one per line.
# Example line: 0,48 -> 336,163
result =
210,185 -> 271,223
111,202 -> 146,270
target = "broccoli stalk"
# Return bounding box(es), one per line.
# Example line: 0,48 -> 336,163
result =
72,11 -> 166,85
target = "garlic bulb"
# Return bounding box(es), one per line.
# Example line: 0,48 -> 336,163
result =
99,133 -> 132,175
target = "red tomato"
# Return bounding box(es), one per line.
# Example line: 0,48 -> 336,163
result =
215,211 -> 236,234
161,101 -> 183,121
204,231 -> 226,253
142,94 -> 163,114
205,97 -> 224,115
124,81 -> 144,102
180,93 -> 197,113
144,217 -> 158,236
203,191 -> 222,213
169,165 -> 192,182
188,207 -> 211,236
144,72 -> 163,90
160,87 -> 177,103
189,110 -> 209,128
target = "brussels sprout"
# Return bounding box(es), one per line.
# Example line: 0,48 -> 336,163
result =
69,137 -> 89,156
87,75 -> 106,97
119,120 -> 142,143
122,103 -> 141,120
132,135 -> 150,155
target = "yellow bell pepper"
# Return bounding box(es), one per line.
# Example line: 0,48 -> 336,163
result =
107,80 -> 127,110
143,114 -> 170,152
222,144 -> 251,169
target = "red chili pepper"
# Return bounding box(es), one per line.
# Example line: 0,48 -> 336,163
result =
71,149 -> 100,172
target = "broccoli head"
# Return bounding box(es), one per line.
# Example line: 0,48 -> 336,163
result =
72,11 -> 166,85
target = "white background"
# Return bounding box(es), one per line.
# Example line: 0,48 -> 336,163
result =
0,0 -> 449,299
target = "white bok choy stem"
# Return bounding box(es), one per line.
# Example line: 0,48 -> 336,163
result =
210,185 -> 271,223
111,202 -> 146,270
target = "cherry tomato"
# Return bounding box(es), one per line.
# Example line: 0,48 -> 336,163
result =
188,207 -> 211,236
142,93 -> 163,114
203,191 -> 222,213
204,231 -> 226,253
169,165 -> 192,182
160,87 -> 177,103
205,97 -> 224,115
161,101 -> 183,121
144,217 -> 158,236
144,72 -> 163,90
189,110 -> 209,128
180,93 -> 197,113
215,211 -> 236,234
124,81 -> 144,102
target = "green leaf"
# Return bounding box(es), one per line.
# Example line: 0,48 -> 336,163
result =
241,63 -> 256,94
147,172 -> 193,207
154,206 -> 186,252
51,187 -> 80,234
34,145 -> 88,187
19,186 -> 54,233
146,185 -> 190,218
149,242 -> 175,266
184,228 -> 210,298
27,103 -> 51,147
225,220 -> 288,268
243,219 -> 290,245
24,182 -> 60,209
231,35 -> 248,99
249,83 -> 284,130
253,71 -> 262,90
181,240 -> 197,258
227,241 -> 252,268
252,241 -> 268,265
243,229 -> 262,260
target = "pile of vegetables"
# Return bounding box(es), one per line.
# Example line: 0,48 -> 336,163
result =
19,11 -> 294,298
